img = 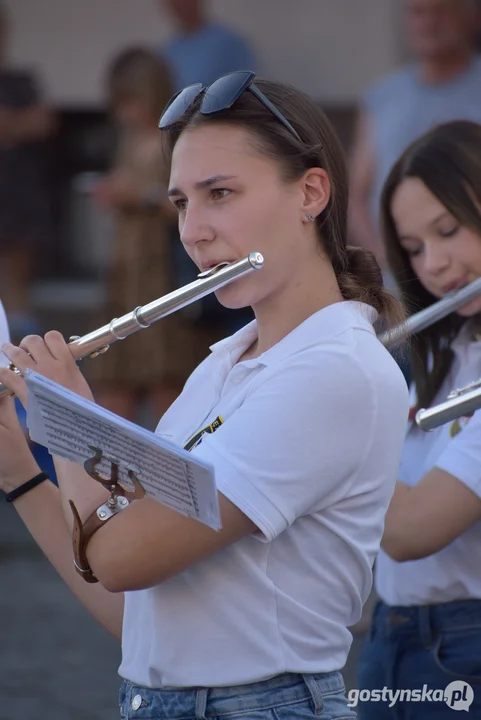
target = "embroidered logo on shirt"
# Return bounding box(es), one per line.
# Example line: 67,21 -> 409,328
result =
449,413 -> 474,438
183,416 -> 224,451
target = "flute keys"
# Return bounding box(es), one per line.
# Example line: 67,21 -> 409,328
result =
89,345 -> 110,359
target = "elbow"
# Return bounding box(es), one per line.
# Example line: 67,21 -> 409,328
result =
86,542 -> 134,593
91,558 -> 147,593
96,569 -> 128,595
90,551 -> 169,593
381,540 -> 413,563
380,531 -> 424,563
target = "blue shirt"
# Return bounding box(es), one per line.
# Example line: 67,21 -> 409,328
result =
161,22 -> 257,91
364,55 -> 481,224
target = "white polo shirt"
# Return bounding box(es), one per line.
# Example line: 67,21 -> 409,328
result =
375,321 -> 481,606
119,300 -> 409,688
0,299 -> 10,364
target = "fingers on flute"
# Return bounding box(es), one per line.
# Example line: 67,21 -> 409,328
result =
44,330 -> 74,362
1,341 -> 36,371
0,366 -> 28,408
19,334 -> 48,363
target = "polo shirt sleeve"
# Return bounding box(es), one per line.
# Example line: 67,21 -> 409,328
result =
191,349 -> 377,542
434,410 -> 481,498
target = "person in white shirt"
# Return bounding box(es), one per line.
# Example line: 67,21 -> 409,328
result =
0,296 -> 9,362
0,71 -> 409,719
357,120 -> 481,718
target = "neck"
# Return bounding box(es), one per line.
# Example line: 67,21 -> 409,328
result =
244,256 -> 344,360
418,48 -> 474,83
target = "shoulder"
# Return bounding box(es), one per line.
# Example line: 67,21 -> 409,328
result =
261,304 -> 408,407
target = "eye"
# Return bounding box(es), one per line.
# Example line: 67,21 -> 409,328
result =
406,247 -> 422,258
210,188 -> 231,201
172,198 -> 187,212
400,241 -> 423,258
439,224 -> 459,238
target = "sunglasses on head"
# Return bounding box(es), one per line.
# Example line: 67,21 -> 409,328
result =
158,70 -> 301,141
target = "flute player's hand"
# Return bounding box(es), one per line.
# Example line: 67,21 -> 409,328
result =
0,393 -> 40,493
0,331 -> 94,410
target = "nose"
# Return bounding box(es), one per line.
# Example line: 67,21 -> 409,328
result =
422,241 -> 450,276
179,204 -> 214,248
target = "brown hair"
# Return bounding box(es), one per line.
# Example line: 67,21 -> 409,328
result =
161,77 -> 404,328
106,46 -> 174,123
380,120 -> 481,408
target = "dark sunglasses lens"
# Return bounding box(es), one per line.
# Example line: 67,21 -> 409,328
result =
159,83 -> 204,128
201,71 -> 254,114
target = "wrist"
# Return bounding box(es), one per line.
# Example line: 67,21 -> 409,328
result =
4,461 -> 42,495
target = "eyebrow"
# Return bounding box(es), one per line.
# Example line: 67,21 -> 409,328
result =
398,210 -> 453,241
428,210 -> 452,226
168,175 -> 238,197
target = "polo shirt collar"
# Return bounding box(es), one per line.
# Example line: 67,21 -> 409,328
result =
209,300 -> 378,368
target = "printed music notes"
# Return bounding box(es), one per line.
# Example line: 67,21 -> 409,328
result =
24,370 -> 221,530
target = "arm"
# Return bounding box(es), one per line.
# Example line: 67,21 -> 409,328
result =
0,331 -> 397,594
11,477 -> 124,639
0,332 -> 256,592
381,470 -> 481,562
347,108 -> 385,265
94,171 -> 176,220
0,396 -> 123,639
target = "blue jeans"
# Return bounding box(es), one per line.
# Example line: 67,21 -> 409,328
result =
356,599 -> 481,719
118,670 -> 357,719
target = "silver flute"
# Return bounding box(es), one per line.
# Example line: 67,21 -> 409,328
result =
378,276 -> 481,430
379,276 -> 481,349
0,252 -> 264,399
415,381 -> 481,431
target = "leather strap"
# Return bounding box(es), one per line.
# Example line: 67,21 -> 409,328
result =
70,449 -> 146,583
70,499 -> 105,583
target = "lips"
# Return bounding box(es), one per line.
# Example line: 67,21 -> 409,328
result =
442,279 -> 469,294
199,259 -> 236,272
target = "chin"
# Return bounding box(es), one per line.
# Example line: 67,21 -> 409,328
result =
214,287 -> 252,311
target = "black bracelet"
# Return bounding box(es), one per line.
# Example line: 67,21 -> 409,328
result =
5,472 -> 50,503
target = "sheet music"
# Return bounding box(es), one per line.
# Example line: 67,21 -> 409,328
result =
24,370 -> 221,530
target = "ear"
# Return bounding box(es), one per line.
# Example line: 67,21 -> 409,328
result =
299,167 -> 330,222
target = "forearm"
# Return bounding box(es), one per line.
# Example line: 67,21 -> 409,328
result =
381,481 -> 420,561
53,455 -> 110,533
11,478 -> 123,640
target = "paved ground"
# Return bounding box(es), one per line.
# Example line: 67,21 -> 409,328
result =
0,495 -> 364,720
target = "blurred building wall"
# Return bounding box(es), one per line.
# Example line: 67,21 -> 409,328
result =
4,0 -> 403,106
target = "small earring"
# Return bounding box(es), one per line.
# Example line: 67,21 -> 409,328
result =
305,213 -> 316,222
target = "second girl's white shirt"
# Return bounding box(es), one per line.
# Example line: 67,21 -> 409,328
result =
0,298 -> 10,362
376,322 -> 481,606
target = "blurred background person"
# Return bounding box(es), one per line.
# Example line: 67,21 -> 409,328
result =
157,0 -> 257,91
89,47 -> 198,423
0,2 -> 56,342
348,0 -> 481,286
